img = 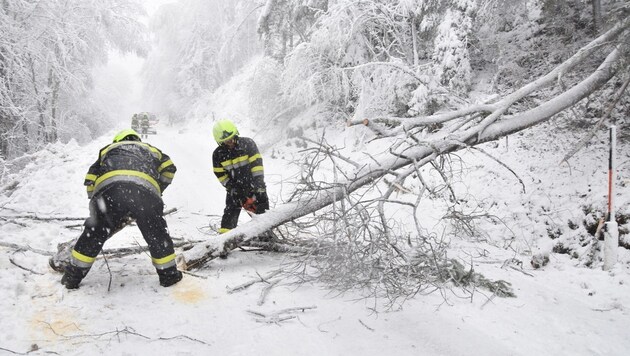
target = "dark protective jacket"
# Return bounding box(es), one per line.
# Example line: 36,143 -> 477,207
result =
212,136 -> 265,195
84,141 -> 176,198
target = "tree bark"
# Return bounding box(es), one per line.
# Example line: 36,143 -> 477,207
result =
592,0 -> 602,34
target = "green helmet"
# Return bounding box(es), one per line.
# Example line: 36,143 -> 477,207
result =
213,119 -> 239,144
113,128 -> 141,143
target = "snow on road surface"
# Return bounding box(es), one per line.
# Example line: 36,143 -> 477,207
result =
0,123 -> 629,355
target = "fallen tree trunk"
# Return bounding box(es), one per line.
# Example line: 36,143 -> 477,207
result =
179,19 -> 629,269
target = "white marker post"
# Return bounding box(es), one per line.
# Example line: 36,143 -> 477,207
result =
603,125 -> 618,271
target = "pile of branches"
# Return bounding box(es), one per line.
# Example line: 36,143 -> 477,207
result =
275,141 -> 515,307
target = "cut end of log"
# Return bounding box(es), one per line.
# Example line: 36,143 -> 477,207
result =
346,118 -> 370,127
176,255 -> 188,271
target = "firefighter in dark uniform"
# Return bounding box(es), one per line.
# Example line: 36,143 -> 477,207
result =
131,114 -> 139,131
140,113 -> 150,139
61,129 -> 182,289
212,120 -> 269,234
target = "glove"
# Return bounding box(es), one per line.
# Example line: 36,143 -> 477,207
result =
251,188 -> 269,214
242,196 -> 257,213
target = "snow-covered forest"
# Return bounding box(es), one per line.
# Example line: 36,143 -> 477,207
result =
1,0 -> 630,354
3,0 -> 627,157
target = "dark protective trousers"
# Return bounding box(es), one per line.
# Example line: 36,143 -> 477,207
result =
73,183 -> 175,263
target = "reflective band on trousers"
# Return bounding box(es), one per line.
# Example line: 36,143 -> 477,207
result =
152,254 -> 177,270
71,249 -> 96,269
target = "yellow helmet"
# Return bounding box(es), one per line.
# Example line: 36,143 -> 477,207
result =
213,120 -> 239,144
113,129 -> 141,143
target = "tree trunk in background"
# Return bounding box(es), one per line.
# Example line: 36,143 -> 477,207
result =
411,17 -> 419,68
0,48 -> 7,157
21,122 -> 29,153
50,78 -> 59,142
592,0 -> 602,34
258,0 -> 290,62
32,63 -> 46,143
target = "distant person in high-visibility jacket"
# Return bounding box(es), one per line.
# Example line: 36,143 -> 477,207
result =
140,113 -> 150,139
212,120 -> 269,235
61,129 -> 181,289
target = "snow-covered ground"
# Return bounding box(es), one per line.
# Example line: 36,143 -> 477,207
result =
1,114 -> 629,355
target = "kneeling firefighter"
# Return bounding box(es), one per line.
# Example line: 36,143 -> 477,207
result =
61,129 -> 181,289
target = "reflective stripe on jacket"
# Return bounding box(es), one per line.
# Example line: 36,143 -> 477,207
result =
84,141 -> 176,198
212,136 -> 265,193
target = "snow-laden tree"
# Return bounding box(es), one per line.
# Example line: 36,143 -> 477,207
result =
280,0 -> 480,126
142,0 -> 263,121
0,0 -> 147,158
258,0 -> 292,62
430,0 -> 476,94
257,0 -> 328,62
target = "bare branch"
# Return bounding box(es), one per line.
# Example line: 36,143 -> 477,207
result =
227,270 -> 282,294
469,146 -> 526,194
561,70 -> 630,164
9,253 -> 45,275
258,278 -> 282,306
341,61 -> 427,84
478,45 -> 624,142
0,241 -> 53,256
247,306 -> 317,323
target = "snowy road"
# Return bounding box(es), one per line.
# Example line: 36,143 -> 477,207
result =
0,124 -> 629,355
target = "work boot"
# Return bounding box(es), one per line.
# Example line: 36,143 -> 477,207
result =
158,266 -> 183,287
49,239 -> 76,273
61,265 -> 89,289
49,256 -> 68,273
